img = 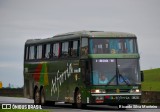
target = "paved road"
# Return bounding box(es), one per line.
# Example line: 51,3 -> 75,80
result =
0,96 -> 34,104
0,96 -> 160,112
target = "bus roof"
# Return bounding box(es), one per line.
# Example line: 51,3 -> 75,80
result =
25,31 -> 136,45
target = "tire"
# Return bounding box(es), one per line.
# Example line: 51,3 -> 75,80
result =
75,90 -> 86,108
40,88 -> 45,105
34,88 -> 40,105
40,88 -> 55,106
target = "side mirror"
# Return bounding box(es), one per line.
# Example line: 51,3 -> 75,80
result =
141,71 -> 144,82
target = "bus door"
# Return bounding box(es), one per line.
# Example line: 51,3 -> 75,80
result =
80,60 -> 91,85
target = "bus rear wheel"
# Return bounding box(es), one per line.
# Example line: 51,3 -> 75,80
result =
40,88 -> 45,105
40,88 -> 55,106
34,88 -> 40,104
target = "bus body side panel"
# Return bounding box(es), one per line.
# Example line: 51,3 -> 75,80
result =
24,59 -> 82,103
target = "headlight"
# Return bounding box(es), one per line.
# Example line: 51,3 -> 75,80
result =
130,89 -> 140,93
135,89 -> 140,93
91,89 -> 106,93
95,89 -> 100,93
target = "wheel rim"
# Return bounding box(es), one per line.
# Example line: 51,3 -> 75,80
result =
76,92 -> 81,103
76,91 -> 82,108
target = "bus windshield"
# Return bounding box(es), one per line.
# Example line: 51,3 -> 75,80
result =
89,38 -> 137,54
92,59 -> 141,85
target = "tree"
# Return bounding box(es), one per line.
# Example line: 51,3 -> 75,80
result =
0,81 -> 2,88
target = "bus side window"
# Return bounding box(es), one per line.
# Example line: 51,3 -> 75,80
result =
29,45 -> 36,60
61,42 -> 69,57
53,43 -> 60,58
25,46 -> 29,60
36,45 -> 42,59
81,38 -> 88,57
69,41 -> 73,57
44,44 -> 51,59
70,40 -> 79,57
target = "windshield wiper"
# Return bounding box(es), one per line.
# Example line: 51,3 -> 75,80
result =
106,67 -> 130,86
106,73 -> 130,86
106,74 -> 116,85
118,73 -> 130,86
117,65 -> 130,86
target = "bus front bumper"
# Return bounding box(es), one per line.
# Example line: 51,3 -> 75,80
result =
89,93 -> 141,105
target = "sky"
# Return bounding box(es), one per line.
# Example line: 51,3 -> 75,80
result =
0,0 -> 160,87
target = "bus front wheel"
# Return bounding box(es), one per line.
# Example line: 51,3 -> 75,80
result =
75,90 -> 86,108
75,90 -> 82,108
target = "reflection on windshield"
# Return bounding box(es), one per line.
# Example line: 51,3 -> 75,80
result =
92,59 -> 116,85
117,59 -> 140,85
89,39 -> 137,54
92,59 -> 140,85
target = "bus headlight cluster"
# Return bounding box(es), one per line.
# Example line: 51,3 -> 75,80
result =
130,89 -> 140,93
95,89 -> 100,93
91,89 -> 106,93
135,89 -> 140,92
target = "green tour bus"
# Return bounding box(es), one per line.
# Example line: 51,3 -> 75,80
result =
24,31 -> 143,108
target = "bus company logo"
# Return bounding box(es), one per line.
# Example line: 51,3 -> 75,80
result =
51,63 -> 73,96
2,104 -> 11,109
115,96 -> 130,101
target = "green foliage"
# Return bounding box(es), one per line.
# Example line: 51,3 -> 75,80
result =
142,68 -> 160,91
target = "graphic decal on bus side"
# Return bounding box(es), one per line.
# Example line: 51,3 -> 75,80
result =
33,63 -> 49,86
51,63 -> 73,96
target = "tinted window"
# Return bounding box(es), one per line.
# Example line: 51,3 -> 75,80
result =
81,38 -> 88,56
92,59 -> 140,85
36,45 -> 42,59
29,46 -> 35,59
61,42 -> 69,57
117,59 -> 140,85
89,39 -> 137,54
44,44 -> 51,59
70,40 -> 79,57
92,59 -> 116,85
53,43 -> 59,57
